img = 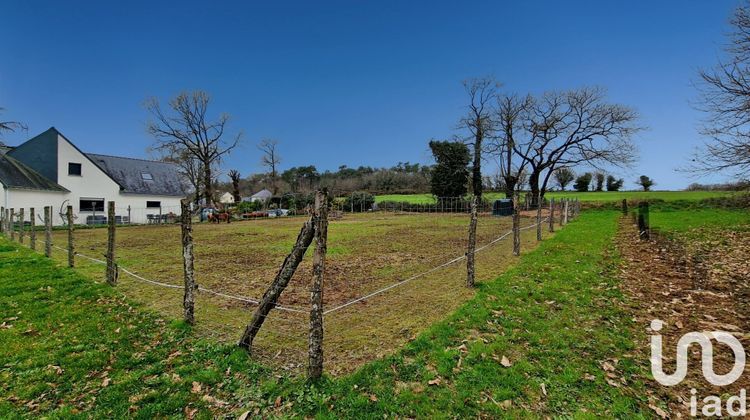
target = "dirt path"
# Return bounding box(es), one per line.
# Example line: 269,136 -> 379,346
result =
616,217 -> 750,417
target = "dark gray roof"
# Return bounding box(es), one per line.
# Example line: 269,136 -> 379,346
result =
0,154 -> 68,192
86,153 -> 188,197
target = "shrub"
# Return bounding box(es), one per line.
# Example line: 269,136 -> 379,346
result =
343,192 -> 375,212
237,200 -> 263,213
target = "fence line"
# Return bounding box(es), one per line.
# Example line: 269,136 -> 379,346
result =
322,218 -> 546,316
50,243 -> 307,313
2,198 -> 574,377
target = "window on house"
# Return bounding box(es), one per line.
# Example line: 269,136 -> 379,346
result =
146,201 -> 161,208
79,198 -> 104,212
141,172 -> 153,181
68,163 -> 82,176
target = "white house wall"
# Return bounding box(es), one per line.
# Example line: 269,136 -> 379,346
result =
5,189 -> 68,225
52,134 -> 184,224
1,134 -> 185,225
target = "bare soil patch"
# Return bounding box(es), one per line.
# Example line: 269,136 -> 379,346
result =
616,218 -> 750,417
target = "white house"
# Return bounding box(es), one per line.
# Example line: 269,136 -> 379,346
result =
242,189 -> 272,203
219,192 -> 235,205
0,127 -> 188,225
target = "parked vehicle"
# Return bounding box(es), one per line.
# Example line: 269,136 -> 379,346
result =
267,209 -> 290,218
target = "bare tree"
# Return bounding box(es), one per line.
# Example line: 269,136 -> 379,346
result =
228,169 -> 242,203
515,88 -> 640,201
693,1 -> 750,177
258,138 -> 281,194
155,144 -> 205,206
0,107 -> 27,140
145,91 -> 242,206
460,77 -> 499,288
490,94 -> 532,197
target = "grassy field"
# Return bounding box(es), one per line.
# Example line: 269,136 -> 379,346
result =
46,213 -> 547,374
0,210 -> 654,417
375,190 -> 738,204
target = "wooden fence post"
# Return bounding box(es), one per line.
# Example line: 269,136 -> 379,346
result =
239,215 -> 316,351
548,198 -> 555,233
466,195 -> 478,288
29,208 -> 36,250
513,192 -> 521,256
18,208 -> 25,244
127,205 -> 132,224
67,206 -> 74,268
562,199 -> 569,225
181,199 -> 196,325
44,206 -> 52,258
308,189 -> 328,380
622,199 -> 628,215
106,201 -> 117,285
0,206 -> 4,234
536,192 -> 542,241
638,202 -> 650,240
9,209 -> 15,241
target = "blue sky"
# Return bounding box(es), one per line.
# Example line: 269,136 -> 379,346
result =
0,1 -> 741,189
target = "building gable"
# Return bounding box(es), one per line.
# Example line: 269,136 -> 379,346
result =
7,127 -> 59,182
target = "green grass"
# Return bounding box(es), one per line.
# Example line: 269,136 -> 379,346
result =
289,210 -> 648,418
0,210 -> 650,417
0,243 -> 284,418
375,190 -> 737,204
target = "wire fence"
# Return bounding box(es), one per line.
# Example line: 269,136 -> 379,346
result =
0,195 -> 580,376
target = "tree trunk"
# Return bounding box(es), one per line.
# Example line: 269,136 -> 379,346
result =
466,195 -> 478,288
181,199 -> 196,325
203,163 -> 213,207
528,170 -> 540,207
472,125 -> 483,198
239,216 -> 316,351
308,190 -> 328,380
503,176 -> 517,199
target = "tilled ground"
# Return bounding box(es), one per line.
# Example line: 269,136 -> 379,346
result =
616,218 -> 750,417
47,212 -> 549,374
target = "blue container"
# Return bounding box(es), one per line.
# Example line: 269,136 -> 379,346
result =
492,199 -> 513,216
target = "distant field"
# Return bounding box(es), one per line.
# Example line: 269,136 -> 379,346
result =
375,190 -> 738,204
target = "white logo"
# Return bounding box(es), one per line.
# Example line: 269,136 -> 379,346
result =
650,319 -> 745,387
